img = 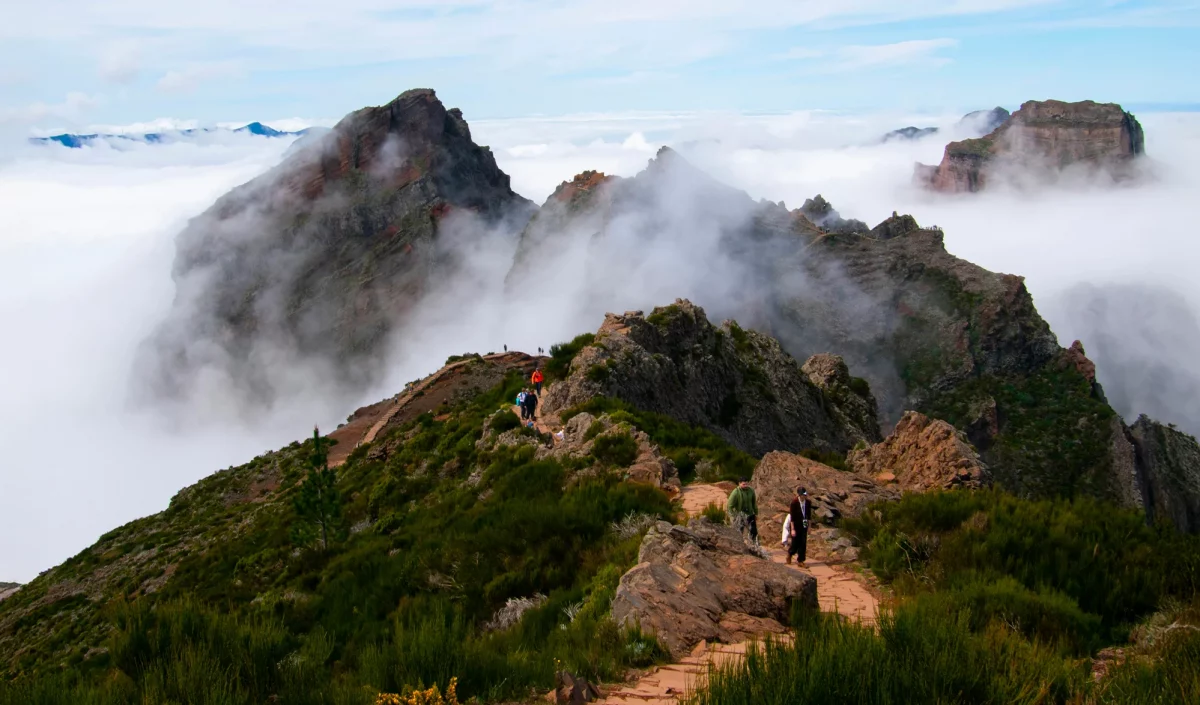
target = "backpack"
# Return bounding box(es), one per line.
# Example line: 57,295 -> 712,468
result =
516,392 -> 526,405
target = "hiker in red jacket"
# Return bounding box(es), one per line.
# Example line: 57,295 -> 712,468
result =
531,368 -> 544,394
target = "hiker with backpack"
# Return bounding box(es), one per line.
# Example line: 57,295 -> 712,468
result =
523,388 -> 539,422
516,389 -> 528,419
787,486 -> 812,564
531,368 -> 544,394
726,478 -> 759,544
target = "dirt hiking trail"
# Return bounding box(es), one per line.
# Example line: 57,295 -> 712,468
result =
597,483 -> 881,704
326,352 -> 541,467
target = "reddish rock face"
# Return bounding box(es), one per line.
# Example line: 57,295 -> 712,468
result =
916,99 -> 1145,193
847,411 -> 990,492
611,519 -> 817,659
551,170 -> 613,204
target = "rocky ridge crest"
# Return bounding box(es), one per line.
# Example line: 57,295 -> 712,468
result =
541,299 -> 883,457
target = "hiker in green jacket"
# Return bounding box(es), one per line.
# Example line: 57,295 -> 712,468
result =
726,478 -> 759,544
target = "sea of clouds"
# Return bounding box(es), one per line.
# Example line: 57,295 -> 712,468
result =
2,108 -> 1199,581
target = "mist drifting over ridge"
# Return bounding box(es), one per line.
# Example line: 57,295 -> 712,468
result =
3,104 -> 1200,581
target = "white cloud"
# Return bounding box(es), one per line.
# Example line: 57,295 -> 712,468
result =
0,92 -> 99,126
156,62 -> 244,93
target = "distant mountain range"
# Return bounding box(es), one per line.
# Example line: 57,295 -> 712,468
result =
30,122 -> 309,148
881,107 -> 1011,143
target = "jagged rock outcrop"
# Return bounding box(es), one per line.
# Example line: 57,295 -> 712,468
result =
542,300 -> 882,457
611,519 -> 816,659
802,353 -> 880,442
916,99 -> 1145,192
0,584 -> 18,604
1130,416 -> 1200,533
847,411 -> 990,490
799,194 -> 868,234
752,452 -> 898,540
139,88 -> 536,403
869,212 -> 921,240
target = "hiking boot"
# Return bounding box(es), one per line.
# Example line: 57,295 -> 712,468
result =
785,555 -> 792,565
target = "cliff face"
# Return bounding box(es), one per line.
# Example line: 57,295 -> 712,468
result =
542,299 -> 882,457
1130,416 -> 1200,533
916,99 -> 1145,192
138,89 -> 535,402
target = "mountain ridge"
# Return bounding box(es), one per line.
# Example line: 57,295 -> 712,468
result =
30,122 -> 310,148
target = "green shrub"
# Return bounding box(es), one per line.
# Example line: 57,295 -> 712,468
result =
590,433 -> 639,468
844,489 -> 1200,641
687,602 -> 1086,705
545,334 -> 596,382
562,397 -> 755,482
445,353 -> 482,365
585,363 -> 611,384
583,420 -> 606,442
700,503 -> 727,524
798,448 -> 847,471
848,376 -> 871,398
489,411 -> 521,434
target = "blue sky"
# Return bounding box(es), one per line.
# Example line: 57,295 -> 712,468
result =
2,0 -> 1199,131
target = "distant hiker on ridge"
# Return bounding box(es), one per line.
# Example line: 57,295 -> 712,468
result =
531,368 -> 544,394
727,478 -> 758,545
504,344 -> 508,352
787,486 -> 812,565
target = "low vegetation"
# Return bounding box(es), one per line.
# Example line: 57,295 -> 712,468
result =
544,333 -> 596,382
561,397 -> 756,483
0,371 -> 673,703
690,490 -> 1200,704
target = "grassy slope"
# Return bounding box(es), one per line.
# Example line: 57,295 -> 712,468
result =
0,368 -> 690,703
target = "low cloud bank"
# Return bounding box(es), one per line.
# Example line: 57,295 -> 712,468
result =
3,108 -> 1200,580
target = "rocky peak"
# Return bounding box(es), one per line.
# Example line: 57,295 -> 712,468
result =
138,88 -> 535,403
1063,340 -> 1097,384
915,98 -> 1145,193
799,194 -> 869,234
542,300 -> 882,457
